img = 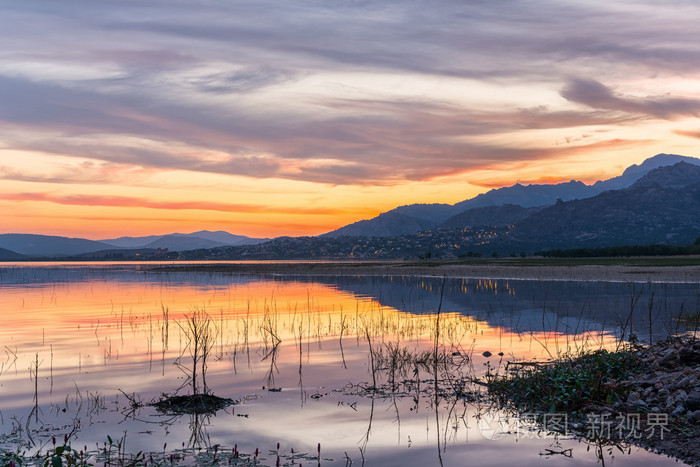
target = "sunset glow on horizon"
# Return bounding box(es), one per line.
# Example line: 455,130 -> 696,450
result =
1,1 -> 699,239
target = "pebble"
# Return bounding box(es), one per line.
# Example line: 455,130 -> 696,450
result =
678,376 -> 692,389
675,390 -> 688,403
686,393 -> 700,411
679,348 -> 700,365
692,410 -> 700,423
615,340 -> 700,425
627,391 -> 640,404
672,405 -> 686,417
666,396 -> 676,409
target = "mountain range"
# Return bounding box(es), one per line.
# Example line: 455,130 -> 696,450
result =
101,230 -> 267,250
499,161 -> 700,251
324,153 -> 700,238
0,231 -> 268,259
1,153 -> 699,259
205,160 -> 700,259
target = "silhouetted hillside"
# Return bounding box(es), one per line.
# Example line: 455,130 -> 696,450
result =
0,234 -> 116,257
503,162 -> 700,251
171,227 -> 506,260
439,204 -> 543,229
324,211 -> 441,238
144,234 -> 226,251
323,154 -> 700,239
592,153 -> 700,192
454,180 -> 592,210
0,247 -> 26,260
102,230 -> 267,249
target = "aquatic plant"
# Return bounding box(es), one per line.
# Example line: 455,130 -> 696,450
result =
175,308 -> 218,395
487,346 -> 646,413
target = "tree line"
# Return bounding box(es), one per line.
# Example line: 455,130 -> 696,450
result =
538,238 -> 700,258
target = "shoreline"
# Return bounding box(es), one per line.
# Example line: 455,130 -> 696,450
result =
146,259 -> 700,283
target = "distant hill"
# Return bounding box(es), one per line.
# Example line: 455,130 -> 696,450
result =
388,204 -> 458,223
592,153 -> 700,192
0,247 -> 26,260
323,153 -> 700,238
0,230 -> 268,258
504,162 -> 700,251
0,234 -> 116,257
627,160 -> 700,189
458,153 -> 700,210
185,230 -> 267,246
144,234 -> 227,251
453,180 -> 592,211
174,226 -> 509,260
101,230 -> 267,250
439,204 -> 543,229
100,234 -> 163,248
323,210 -> 442,238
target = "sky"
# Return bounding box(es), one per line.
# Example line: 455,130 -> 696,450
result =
1,0 -> 699,239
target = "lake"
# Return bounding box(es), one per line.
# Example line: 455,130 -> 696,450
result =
0,263 -> 697,466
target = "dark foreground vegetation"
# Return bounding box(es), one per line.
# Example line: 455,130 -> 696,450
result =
488,348 -> 646,413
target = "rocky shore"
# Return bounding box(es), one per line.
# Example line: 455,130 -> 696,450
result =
616,338 -> 700,465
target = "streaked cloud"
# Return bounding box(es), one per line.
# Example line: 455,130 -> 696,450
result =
0,192 -> 357,216
193,67 -> 300,95
673,129 -> 700,140
0,161 -> 155,185
561,79 -> 700,119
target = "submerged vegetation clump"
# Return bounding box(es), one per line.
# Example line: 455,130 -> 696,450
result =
487,346 -> 647,414
342,342 -> 478,401
150,393 -> 236,415
149,309 -> 235,415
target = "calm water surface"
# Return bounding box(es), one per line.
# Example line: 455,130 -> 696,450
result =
0,263 -> 697,466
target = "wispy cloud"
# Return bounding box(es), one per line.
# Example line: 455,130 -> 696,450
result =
0,161 -> 155,185
0,77 -> 650,186
0,192 -> 361,216
192,67 -> 299,94
1,0 -> 699,189
561,78 -> 700,119
673,129 -> 700,140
